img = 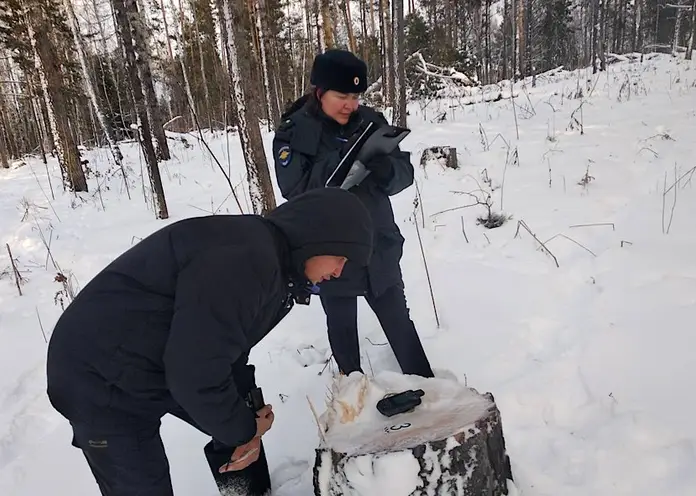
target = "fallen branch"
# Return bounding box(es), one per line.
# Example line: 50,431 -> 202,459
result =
6,243 -> 23,295
544,233 -> 597,257
514,220 -> 560,267
569,222 -> 615,231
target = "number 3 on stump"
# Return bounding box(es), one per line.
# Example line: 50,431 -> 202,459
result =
385,422 -> 411,433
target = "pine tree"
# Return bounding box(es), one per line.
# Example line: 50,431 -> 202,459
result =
538,0 -> 573,72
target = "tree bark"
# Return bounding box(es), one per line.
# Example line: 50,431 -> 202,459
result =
63,0 -> 128,195
223,0 -> 276,215
392,0 -> 406,127
26,7 -> 87,192
688,0 -> 696,60
254,0 -> 275,129
124,0 -> 171,161
321,0 -> 334,48
112,0 -> 169,219
343,0 -> 357,53
0,94 -> 9,168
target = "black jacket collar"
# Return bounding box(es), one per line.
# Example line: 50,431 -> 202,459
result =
263,219 -> 313,303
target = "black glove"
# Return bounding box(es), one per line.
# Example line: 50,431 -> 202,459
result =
364,154 -> 394,184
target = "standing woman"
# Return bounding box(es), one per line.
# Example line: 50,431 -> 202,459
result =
272,49 -> 434,378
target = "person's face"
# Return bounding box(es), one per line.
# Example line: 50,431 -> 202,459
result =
319,90 -> 360,125
304,255 -> 348,284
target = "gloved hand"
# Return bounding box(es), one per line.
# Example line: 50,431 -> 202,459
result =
364,154 -> 394,184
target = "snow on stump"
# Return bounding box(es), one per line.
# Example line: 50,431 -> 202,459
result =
420,146 -> 458,170
312,371 -> 513,495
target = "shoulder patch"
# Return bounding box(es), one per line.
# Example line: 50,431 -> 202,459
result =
277,145 -> 292,167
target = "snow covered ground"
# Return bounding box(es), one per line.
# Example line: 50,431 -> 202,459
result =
2,53 -> 696,495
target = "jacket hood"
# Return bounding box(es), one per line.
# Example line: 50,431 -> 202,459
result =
265,188 -> 373,273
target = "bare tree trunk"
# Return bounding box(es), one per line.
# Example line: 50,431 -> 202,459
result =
155,0 -> 173,60
343,0 -> 357,52
112,0 -> 169,219
384,0 -> 394,106
688,0 -> 696,60
314,0 -> 324,52
517,0 -> 525,77
673,1 -> 689,54
378,0 -> 390,103
359,0 -> 368,62
592,0 -> 598,73
92,0 -> 120,117
193,9 -> 214,130
304,0 -> 315,56
632,0 -> 640,52
0,96 -> 8,168
26,7 -> 87,192
26,82 -> 48,165
392,0 -> 406,127
255,0 -> 276,129
598,0 -> 606,71
368,0 -> 376,40
321,0 -> 335,48
511,0 -> 517,79
524,0 -> 532,77
63,0 -> 127,191
223,0 -> 276,214
124,0 -> 171,160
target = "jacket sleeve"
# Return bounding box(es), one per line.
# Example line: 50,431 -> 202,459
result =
163,247 -> 271,448
272,129 -> 341,200
365,113 -> 415,196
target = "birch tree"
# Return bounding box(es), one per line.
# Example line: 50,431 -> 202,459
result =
23,0 -> 88,192
0,93 -> 8,168
687,0 -> 696,60
62,0 -> 129,196
125,0 -> 171,161
392,0 -> 406,127
112,0 -> 169,219
254,0 -> 275,129
222,0 -> 276,214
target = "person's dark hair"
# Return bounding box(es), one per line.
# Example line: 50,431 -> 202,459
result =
282,87 -> 321,119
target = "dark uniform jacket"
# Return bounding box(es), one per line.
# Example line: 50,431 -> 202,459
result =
46,188 -> 372,448
272,95 -> 414,298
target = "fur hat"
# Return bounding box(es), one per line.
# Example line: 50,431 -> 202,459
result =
310,49 -> 368,94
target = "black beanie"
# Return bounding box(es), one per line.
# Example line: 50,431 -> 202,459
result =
310,49 -> 368,94
265,189 -> 374,272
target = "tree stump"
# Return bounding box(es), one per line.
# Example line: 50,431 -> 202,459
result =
312,372 -> 513,496
420,146 -> 458,170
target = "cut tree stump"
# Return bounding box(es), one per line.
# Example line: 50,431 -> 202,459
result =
420,146 -> 458,170
312,372 -> 513,496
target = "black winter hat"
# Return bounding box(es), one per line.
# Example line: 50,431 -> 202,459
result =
265,188 -> 373,272
310,49 -> 368,94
